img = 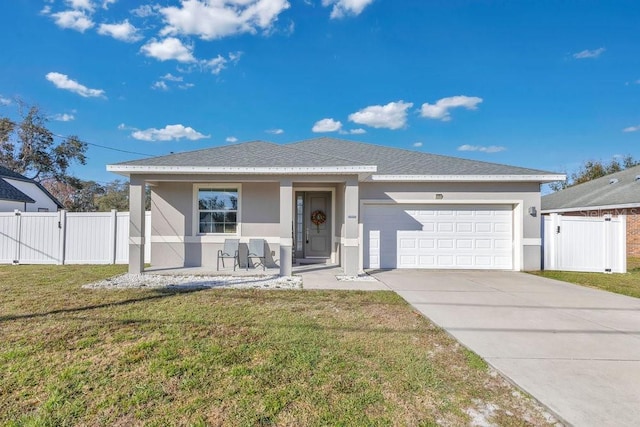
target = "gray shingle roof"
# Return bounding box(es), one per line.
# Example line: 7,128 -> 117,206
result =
111,137 -> 559,177
542,164 -> 640,211
0,178 -> 35,203
288,137 -> 554,176
116,141 -> 368,168
0,165 -> 63,208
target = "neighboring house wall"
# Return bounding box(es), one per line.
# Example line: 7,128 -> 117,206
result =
3,178 -> 58,212
553,208 -> 640,257
0,200 -> 26,211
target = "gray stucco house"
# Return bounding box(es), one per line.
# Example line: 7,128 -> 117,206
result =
107,137 -> 564,276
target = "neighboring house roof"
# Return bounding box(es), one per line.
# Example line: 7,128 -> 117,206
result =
107,137 -> 564,182
542,164 -> 640,212
0,165 -> 63,208
0,176 -> 35,203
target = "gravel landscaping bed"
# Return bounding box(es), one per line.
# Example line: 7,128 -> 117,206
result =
83,273 -> 302,290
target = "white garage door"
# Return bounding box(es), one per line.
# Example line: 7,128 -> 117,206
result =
364,204 -> 513,270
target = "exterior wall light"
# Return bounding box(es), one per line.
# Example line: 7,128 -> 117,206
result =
528,206 -> 537,216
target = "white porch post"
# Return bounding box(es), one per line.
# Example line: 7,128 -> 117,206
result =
279,179 -> 293,276
129,176 -> 146,274
344,177 -> 359,276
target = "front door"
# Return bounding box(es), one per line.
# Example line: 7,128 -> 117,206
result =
304,192 -> 331,258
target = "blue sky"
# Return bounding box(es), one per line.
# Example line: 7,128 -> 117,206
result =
2,0 -> 640,185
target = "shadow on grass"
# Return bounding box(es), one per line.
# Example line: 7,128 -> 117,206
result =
0,287 -> 206,323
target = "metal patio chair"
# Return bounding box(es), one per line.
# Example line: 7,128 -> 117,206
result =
247,238 -> 266,270
217,239 -> 240,271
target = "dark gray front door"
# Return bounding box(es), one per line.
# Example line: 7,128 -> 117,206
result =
304,192 -> 331,258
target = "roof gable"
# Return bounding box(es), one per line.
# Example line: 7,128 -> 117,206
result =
542,164 -> 640,211
0,165 -> 63,208
0,178 -> 36,203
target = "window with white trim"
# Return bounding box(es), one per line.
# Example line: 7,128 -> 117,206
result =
197,187 -> 238,234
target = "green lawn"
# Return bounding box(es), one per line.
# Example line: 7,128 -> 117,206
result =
0,265 -> 554,426
531,257 -> 640,299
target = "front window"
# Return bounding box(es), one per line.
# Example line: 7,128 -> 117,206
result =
198,188 -> 238,233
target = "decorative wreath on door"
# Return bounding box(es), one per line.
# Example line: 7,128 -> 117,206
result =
310,210 -> 326,232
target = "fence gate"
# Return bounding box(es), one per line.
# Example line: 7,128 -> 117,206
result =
543,213 -> 626,273
0,211 -> 62,264
0,210 -> 150,265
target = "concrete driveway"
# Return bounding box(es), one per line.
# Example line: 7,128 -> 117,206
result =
371,270 -> 640,427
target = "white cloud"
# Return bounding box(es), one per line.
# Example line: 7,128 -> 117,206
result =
413,142 -> 423,147
266,128 -> 284,134
140,37 -> 196,62
347,128 -> 366,134
51,10 -> 94,32
46,72 -> 106,98
152,73 -> 194,90
131,124 -> 210,141
312,118 -> 342,132
98,20 -> 142,42
623,125 -> 640,132
117,123 -> 127,130
202,51 -> 242,74
457,144 -> 505,153
151,80 -> 169,91
348,100 -> 413,130
573,47 -> 605,59
162,73 -> 183,82
53,113 -> 75,121
420,96 -> 483,121
0,96 -> 11,106
226,136 -> 239,143
131,4 -> 156,17
102,0 -> 117,9
203,55 -> 227,74
322,0 -> 374,19
66,0 -> 95,11
159,0 -> 291,40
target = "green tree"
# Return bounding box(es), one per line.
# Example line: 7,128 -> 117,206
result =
95,180 -> 130,211
0,102 -> 87,182
549,155 -> 639,192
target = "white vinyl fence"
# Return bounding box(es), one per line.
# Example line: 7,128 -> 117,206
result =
543,213 -> 626,273
0,210 -> 150,265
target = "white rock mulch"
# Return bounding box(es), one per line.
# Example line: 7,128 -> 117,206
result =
82,273 -> 302,290
335,274 -> 379,282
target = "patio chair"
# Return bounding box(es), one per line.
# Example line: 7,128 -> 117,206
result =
217,239 -> 240,271
247,238 -> 266,270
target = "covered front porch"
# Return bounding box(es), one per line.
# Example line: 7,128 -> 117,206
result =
125,174 -> 365,277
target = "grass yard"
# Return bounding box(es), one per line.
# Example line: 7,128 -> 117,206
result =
0,265 -> 555,426
531,257 -> 640,299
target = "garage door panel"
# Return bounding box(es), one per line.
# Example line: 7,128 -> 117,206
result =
365,204 -> 513,270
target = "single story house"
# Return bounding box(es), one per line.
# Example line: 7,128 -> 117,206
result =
107,137 -> 564,276
542,164 -> 640,256
0,165 -> 63,212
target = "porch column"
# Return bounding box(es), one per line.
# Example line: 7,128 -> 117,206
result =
129,176 -> 146,274
279,179 -> 293,276
344,177 -> 359,276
